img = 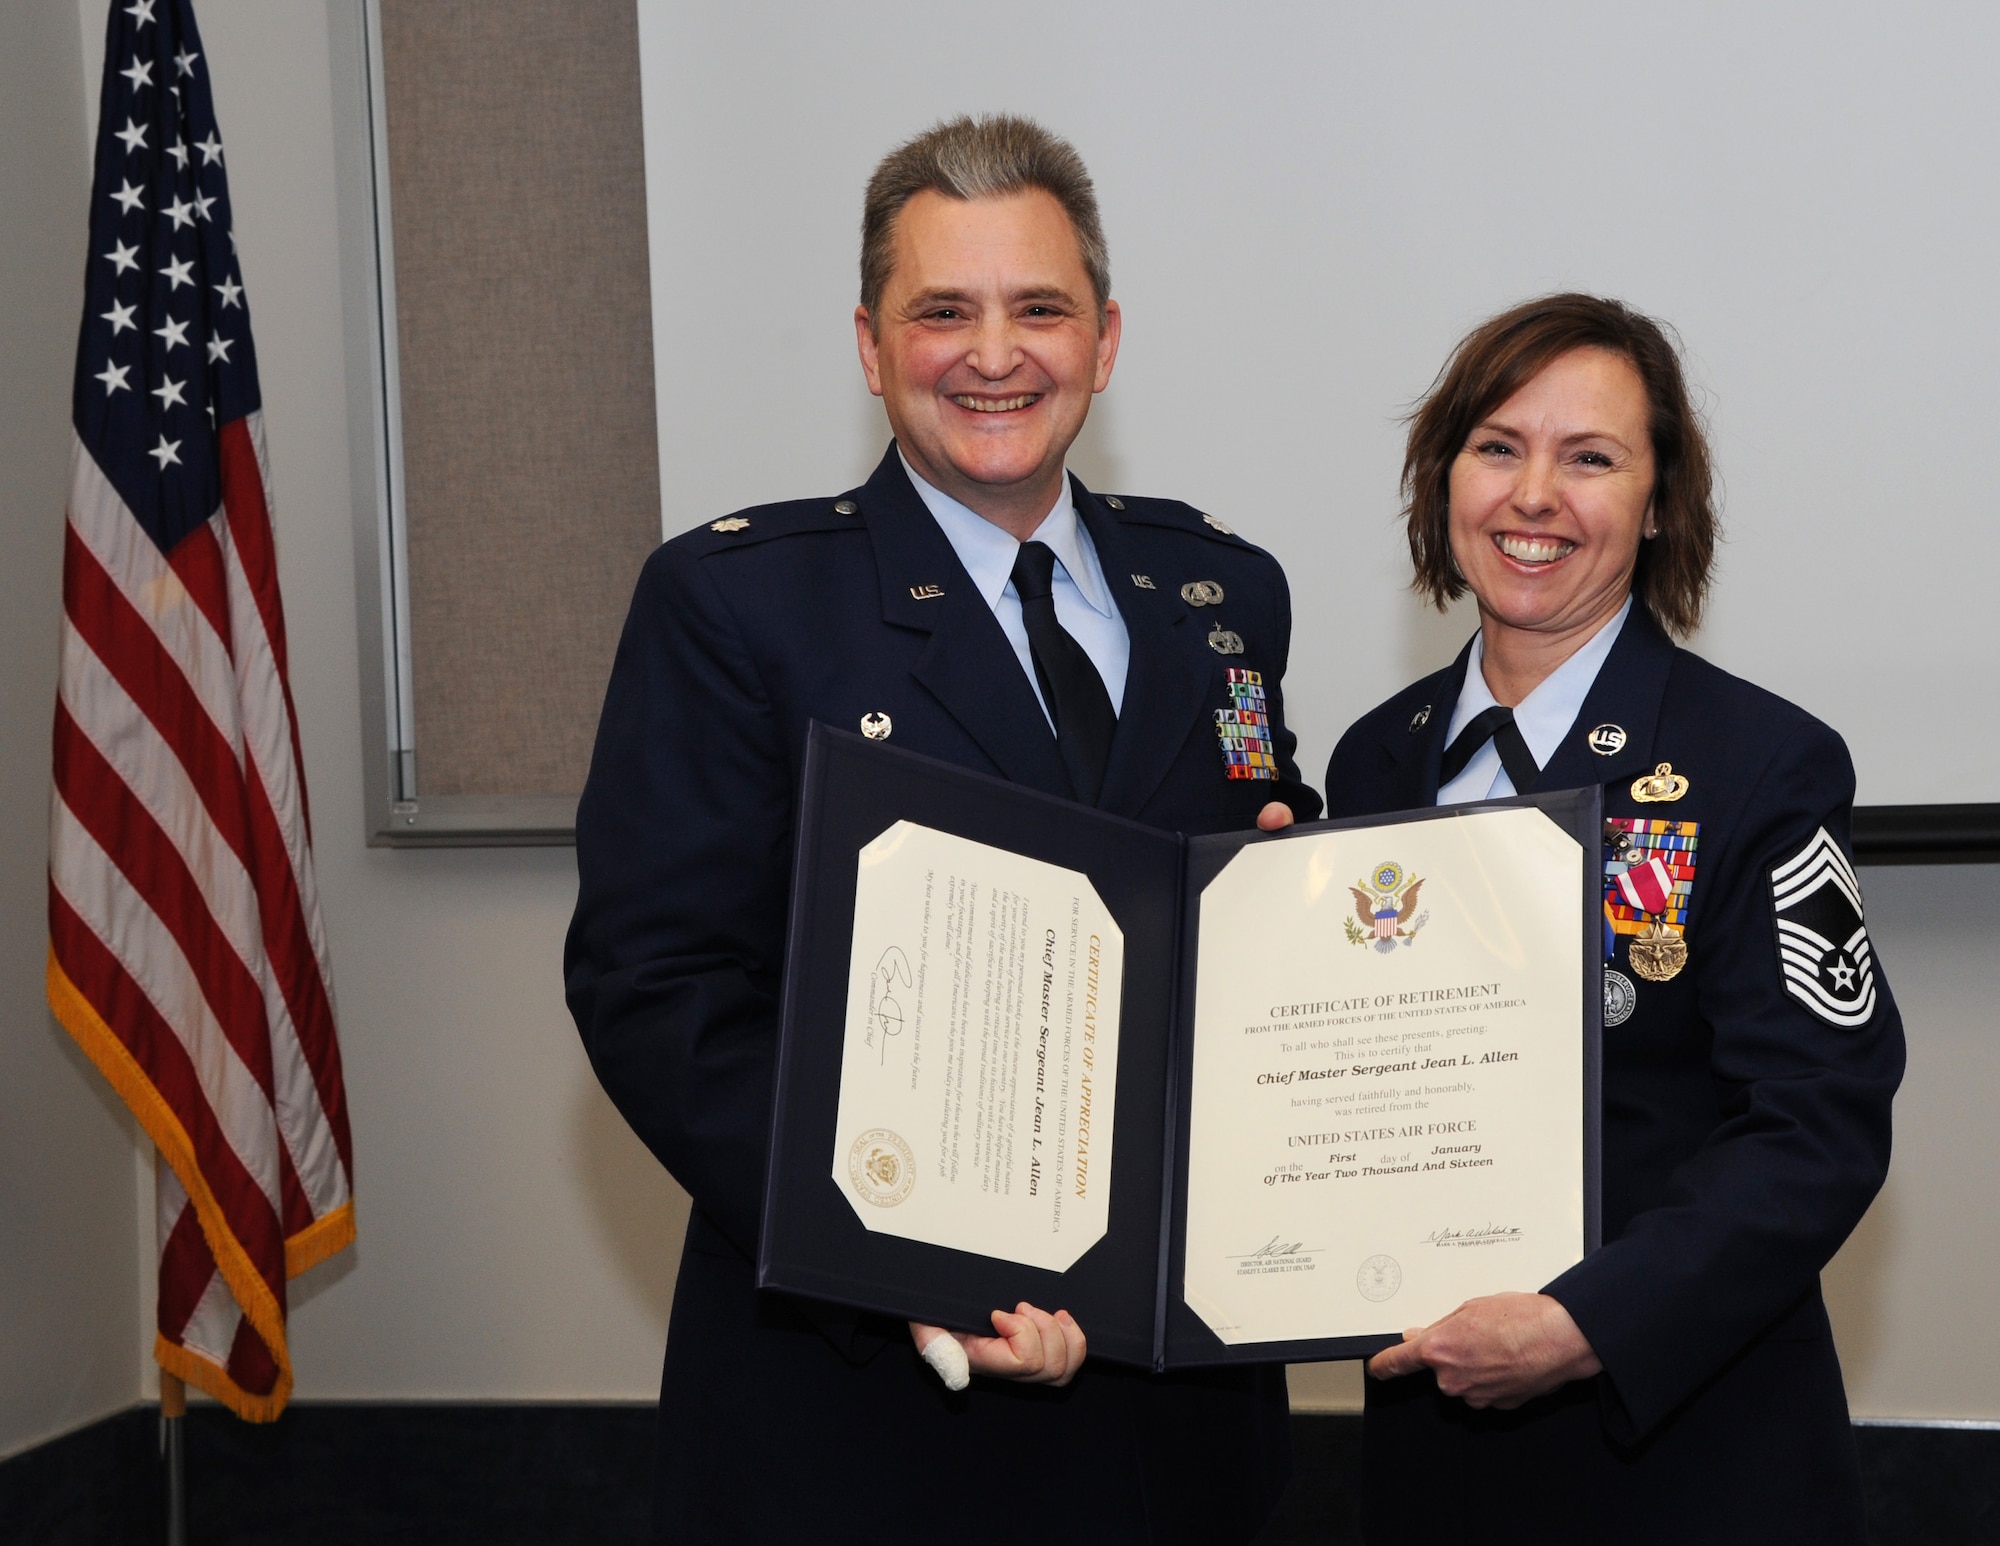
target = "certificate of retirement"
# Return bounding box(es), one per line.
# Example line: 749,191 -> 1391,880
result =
830,821 -> 1124,1273
1182,806 -> 1584,1345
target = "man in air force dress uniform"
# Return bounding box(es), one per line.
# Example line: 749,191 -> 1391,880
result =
564,116 -> 1321,1545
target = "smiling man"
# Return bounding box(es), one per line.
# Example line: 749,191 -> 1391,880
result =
565,117 -> 1321,1544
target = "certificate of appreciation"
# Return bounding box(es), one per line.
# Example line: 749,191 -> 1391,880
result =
761,726 -> 1600,1371
831,822 -> 1122,1273
1181,809 -> 1584,1345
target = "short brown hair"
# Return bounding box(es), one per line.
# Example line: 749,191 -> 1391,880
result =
1403,293 -> 1717,637
860,115 -> 1110,326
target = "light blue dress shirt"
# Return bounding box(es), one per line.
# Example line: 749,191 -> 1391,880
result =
1436,597 -> 1633,805
900,453 -> 1130,731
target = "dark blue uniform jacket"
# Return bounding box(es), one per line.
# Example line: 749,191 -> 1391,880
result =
566,446 -> 1322,1545
1326,605 -> 1904,1545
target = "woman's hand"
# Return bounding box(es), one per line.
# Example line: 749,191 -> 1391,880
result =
909,1303 -> 1087,1388
1366,1292 -> 1600,1409
1256,802 -> 1296,832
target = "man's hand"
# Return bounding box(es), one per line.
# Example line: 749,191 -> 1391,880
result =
1366,1292 -> 1600,1409
909,1303 -> 1086,1387
1256,802 -> 1296,832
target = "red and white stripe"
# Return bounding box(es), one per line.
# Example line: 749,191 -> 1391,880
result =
49,413 -> 353,1419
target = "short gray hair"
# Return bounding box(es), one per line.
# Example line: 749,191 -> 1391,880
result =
860,115 -> 1111,325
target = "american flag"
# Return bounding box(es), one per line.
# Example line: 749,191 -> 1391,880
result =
47,0 -> 353,1422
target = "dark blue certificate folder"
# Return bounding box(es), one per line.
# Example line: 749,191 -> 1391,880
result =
760,724 -> 1602,1371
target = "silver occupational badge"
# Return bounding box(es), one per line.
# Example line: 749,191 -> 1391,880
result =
1604,968 -> 1637,1027
1587,723 -> 1628,756
860,712 -> 892,741
1207,625 -> 1246,656
1180,580 -> 1225,607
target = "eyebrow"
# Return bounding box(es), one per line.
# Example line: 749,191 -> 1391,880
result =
901,284 -> 1084,312
1473,418 -> 1634,451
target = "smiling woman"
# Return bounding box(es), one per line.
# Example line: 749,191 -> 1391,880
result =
1317,295 -> 1905,1544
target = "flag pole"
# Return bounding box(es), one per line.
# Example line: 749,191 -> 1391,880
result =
161,1370 -> 187,1546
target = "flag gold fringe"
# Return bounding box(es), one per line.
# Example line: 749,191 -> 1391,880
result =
47,947 -> 354,1422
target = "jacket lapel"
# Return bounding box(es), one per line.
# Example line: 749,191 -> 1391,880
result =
1385,642 -> 1473,806
1534,606 -> 1676,794
856,446 -> 1071,798
1075,476 -> 1212,818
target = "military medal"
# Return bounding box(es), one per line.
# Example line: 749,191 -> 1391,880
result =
1632,762 -> 1689,802
1603,818 -> 1701,994
1603,967 -> 1637,1027
1615,854 -> 1688,981
1629,920 -> 1688,982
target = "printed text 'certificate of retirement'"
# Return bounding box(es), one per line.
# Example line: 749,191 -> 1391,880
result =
1183,806 -> 1584,1345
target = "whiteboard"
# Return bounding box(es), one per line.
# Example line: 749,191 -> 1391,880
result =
635,0 -> 2000,807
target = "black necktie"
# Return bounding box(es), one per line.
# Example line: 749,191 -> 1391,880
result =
1010,541 -> 1116,803
1438,704 -> 1540,794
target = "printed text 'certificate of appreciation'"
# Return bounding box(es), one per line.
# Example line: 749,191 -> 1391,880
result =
1183,806 -> 1584,1345
830,821 -> 1123,1273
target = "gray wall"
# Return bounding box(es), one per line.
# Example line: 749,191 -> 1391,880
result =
1,0 -> 1993,1454
634,0 -> 2000,810
0,0 -> 143,1461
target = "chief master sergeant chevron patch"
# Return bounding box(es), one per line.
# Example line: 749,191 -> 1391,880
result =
1770,828 -> 1877,1027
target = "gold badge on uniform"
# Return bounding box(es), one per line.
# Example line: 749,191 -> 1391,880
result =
1632,762 -> 1689,802
709,517 -> 750,533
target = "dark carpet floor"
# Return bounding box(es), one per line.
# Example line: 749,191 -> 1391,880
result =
2,1404 -> 1992,1544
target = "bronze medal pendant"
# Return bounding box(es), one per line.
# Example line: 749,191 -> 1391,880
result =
1628,918 -> 1688,983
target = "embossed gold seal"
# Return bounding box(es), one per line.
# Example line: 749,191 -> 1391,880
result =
1632,762 -> 1690,803
1627,919 -> 1688,982
847,1129 -> 915,1207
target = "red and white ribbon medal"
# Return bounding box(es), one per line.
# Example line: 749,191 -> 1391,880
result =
1615,855 -> 1676,918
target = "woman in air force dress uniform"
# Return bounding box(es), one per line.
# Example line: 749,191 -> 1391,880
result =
1283,294 -> 1903,1543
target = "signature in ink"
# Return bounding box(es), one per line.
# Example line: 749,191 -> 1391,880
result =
871,947 -> 912,1064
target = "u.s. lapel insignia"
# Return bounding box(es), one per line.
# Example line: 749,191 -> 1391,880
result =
1771,828 -> 1877,1026
1344,861 -> 1428,953
1130,573 -> 1156,589
1587,723 -> 1627,755
1207,624 -> 1245,655
1604,817 -> 1700,982
1632,762 -> 1689,802
908,584 -> 944,600
1215,668 -> 1275,780
860,712 -> 892,740
1181,580 -> 1225,607
710,517 -> 750,533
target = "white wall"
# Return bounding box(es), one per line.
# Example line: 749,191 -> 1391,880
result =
3,0 -> 1995,1453
0,0 -> 144,1462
